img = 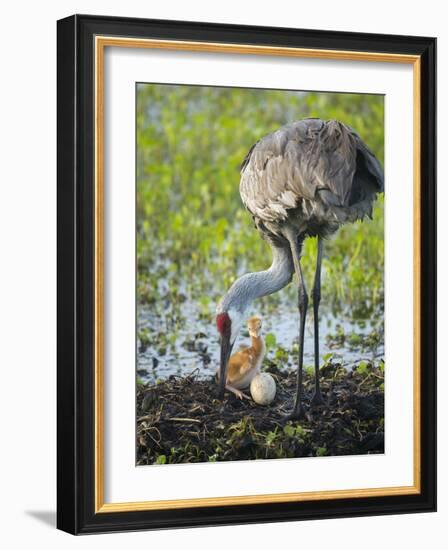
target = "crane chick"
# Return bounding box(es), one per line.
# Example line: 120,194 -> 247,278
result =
220,316 -> 265,400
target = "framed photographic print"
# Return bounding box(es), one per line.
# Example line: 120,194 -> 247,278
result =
57,14 -> 436,534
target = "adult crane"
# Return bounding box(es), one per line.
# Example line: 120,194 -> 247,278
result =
216,118 -> 384,418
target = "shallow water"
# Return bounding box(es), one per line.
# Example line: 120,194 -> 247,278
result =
137,300 -> 384,384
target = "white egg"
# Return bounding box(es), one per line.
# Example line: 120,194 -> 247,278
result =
250,373 -> 276,405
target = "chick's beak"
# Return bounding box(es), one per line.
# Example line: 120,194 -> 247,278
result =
218,333 -> 233,399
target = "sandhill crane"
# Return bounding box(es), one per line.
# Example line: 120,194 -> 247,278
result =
216,118 -> 384,418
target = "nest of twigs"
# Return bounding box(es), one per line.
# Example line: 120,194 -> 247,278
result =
137,360 -> 384,465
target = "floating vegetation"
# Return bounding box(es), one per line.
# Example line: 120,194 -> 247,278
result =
326,322 -> 384,356
136,359 -> 384,465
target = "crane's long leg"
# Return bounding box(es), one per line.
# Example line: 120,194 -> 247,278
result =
287,235 -> 308,419
311,236 -> 325,406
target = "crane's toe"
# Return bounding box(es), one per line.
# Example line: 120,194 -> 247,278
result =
225,384 -> 251,400
285,405 -> 307,421
311,390 -> 326,407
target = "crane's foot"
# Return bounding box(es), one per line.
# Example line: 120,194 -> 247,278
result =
225,384 -> 251,400
285,405 -> 307,420
310,390 -> 325,407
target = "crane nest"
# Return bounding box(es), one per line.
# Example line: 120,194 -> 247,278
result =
137,360 -> 384,465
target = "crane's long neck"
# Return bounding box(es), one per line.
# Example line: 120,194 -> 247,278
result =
218,245 -> 293,317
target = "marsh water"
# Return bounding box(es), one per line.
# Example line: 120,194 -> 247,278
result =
137,301 -> 384,384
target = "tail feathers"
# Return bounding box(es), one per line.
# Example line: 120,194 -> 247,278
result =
316,188 -> 343,207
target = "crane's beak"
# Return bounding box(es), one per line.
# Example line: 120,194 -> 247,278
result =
218,334 -> 233,399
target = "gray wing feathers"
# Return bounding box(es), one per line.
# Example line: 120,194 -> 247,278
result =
351,133 -> 384,193
240,119 -> 383,224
